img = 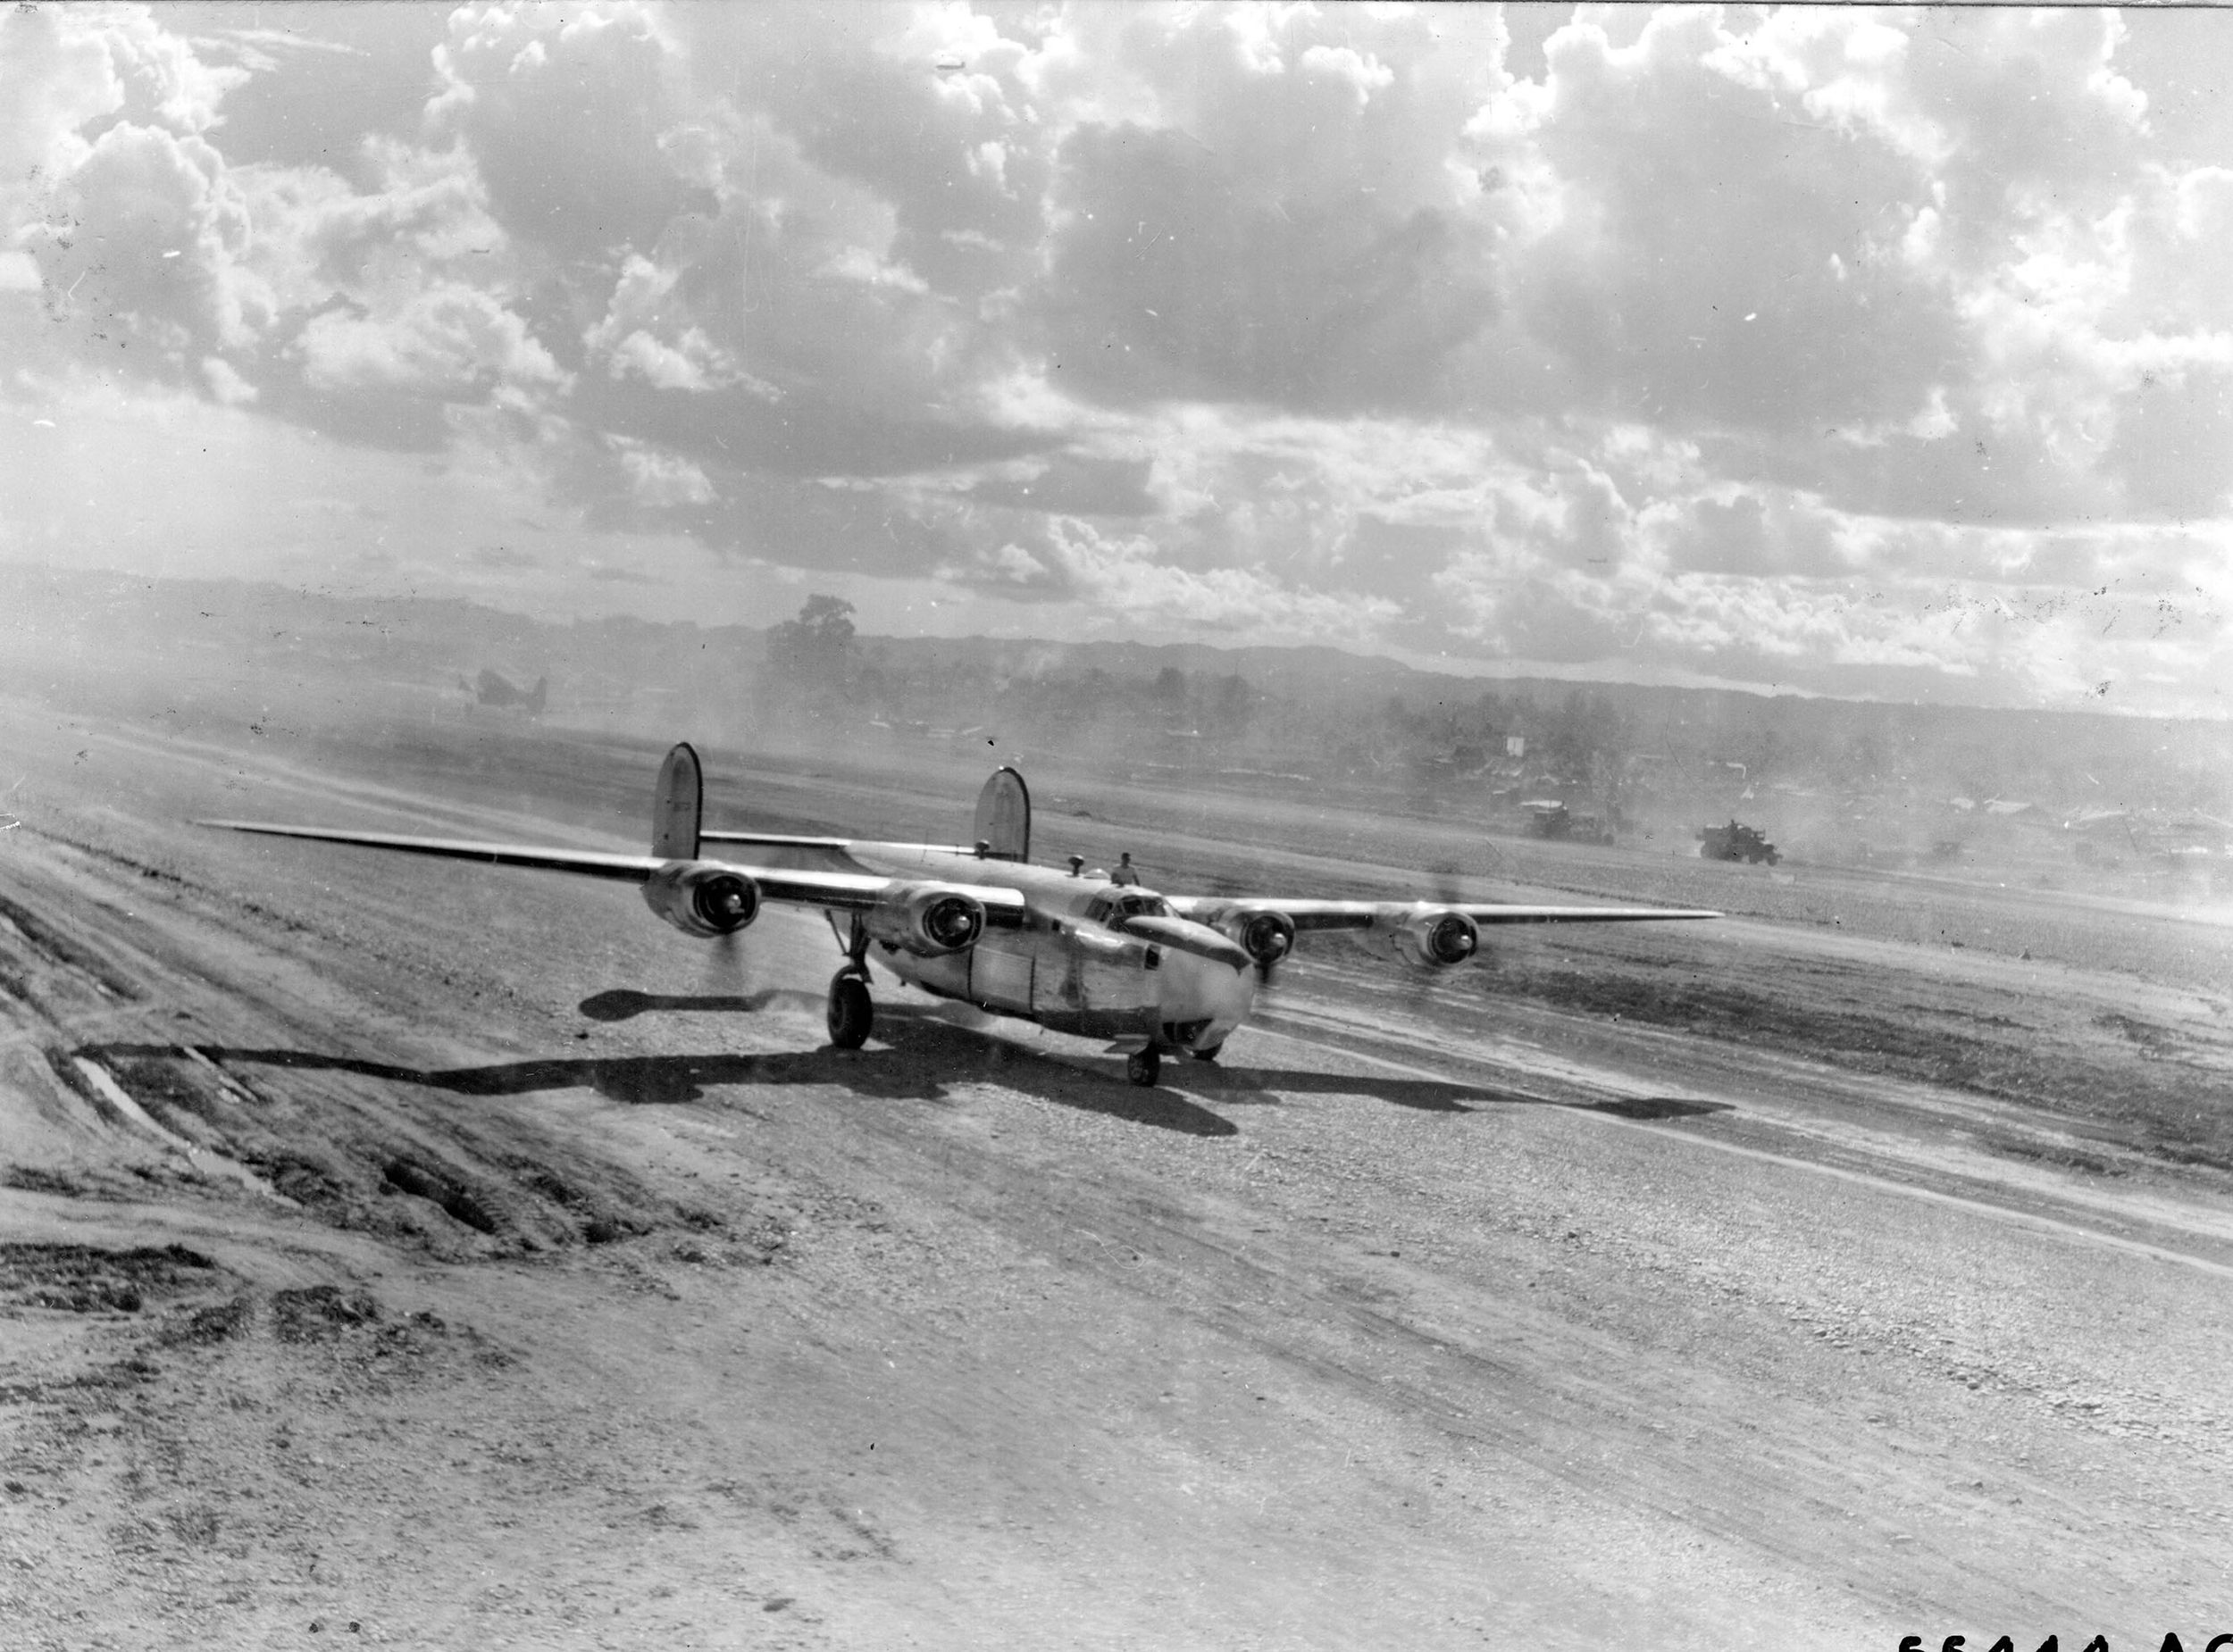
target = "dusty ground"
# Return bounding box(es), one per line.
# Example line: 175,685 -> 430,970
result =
4,698 -> 2233,1650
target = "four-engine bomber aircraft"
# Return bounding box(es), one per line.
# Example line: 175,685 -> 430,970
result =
206,747 -> 1718,1087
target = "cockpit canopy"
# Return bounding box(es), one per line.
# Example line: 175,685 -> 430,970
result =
1090,889 -> 1169,927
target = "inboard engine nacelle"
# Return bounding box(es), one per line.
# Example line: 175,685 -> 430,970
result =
1203,907 -> 1296,971
864,883 -> 987,956
643,863 -> 761,938
1377,904 -> 1479,968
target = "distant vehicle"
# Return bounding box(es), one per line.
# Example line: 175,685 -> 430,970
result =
205,749 -> 1719,1089
1519,800 -> 1615,845
1697,820 -> 1779,864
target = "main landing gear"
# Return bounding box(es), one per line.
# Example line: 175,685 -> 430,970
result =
827,915 -> 874,1050
827,970 -> 873,1049
1125,1046 -> 1161,1088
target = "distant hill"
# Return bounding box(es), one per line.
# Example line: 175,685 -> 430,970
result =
3,566 -> 2226,854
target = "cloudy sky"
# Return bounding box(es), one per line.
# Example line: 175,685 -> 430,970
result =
3,4 -> 2229,715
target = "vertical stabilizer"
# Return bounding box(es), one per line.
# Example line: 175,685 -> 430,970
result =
653,743 -> 704,860
972,765 -> 1031,861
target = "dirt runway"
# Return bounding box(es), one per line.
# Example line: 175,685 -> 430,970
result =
4,702 -> 2231,1649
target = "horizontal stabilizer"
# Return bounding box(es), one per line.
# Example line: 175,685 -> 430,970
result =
698,830 -> 856,850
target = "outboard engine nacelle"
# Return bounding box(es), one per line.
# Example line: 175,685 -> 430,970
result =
864,884 -> 986,956
643,864 -> 761,938
1384,905 -> 1478,968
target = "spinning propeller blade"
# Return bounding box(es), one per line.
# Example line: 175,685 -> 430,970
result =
701,926 -> 752,998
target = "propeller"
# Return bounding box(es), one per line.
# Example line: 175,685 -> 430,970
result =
1250,944 -> 1284,1009
1417,861 -> 1482,976
699,925 -> 757,1005
689,872 -> 759,1003
1238,910 -> 1295,993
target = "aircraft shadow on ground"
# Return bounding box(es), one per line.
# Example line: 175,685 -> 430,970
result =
88,1009 -> 1239,1138
1175,1065 -> 1493,1114
1578,1096 -> 1735,1121
566,992 -> 1503,1120
84,1006 -> 1728,1140
575,988 -> 822,1022
1175,1069 -> 1731,1120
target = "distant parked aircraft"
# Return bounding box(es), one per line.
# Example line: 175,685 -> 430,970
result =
471,670 -> 547,714
205,747 -> 1717,1088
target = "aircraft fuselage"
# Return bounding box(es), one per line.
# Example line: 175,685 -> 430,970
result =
841,843 -> 1257,1055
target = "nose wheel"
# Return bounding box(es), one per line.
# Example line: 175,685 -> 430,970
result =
827,969 -> 874,1050
1125,1046 -> 1161,1088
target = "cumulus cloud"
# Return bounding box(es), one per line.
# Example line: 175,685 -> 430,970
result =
427,1 -> 710,257
17,113 -> 256,374
1032,5 -> 1506,413
2,3 -> 2229,713
584,253 -> 773,396
1469,9 -> 1970,432
943,513 -> 1399,645
1,10 -> 566,448
201,354 -> 255,405
294,280 -> 565,397
615,439 -> 715,508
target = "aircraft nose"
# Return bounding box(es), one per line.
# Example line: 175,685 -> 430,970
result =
1157,943 -> 1258,1041
1120,914 -> 1250,972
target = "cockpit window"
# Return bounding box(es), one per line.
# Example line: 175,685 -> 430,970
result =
1090,891 -> 1169,925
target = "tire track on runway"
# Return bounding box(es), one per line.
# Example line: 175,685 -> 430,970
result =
1244,1002 -> 2233,1279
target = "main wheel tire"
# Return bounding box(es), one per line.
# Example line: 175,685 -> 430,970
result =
827,972 -> 873,1049
1126,1046 -> 1161,1088
1189,1043 -> 1223,1064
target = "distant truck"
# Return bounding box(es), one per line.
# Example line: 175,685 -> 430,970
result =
1697,820 -> 1779,864
1520,800 -> 1616,845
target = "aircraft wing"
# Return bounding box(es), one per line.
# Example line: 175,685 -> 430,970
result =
1167,895 -> 1719,931
198,820 -> 1028,920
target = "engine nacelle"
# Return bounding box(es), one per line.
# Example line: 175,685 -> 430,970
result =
863,883 -> 986,956
642,864 -> 761,939
1384,905 -> 1478,968
1213,908 -> 1295,972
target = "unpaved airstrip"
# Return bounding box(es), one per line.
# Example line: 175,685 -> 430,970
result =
4,697 -> 2232,1650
